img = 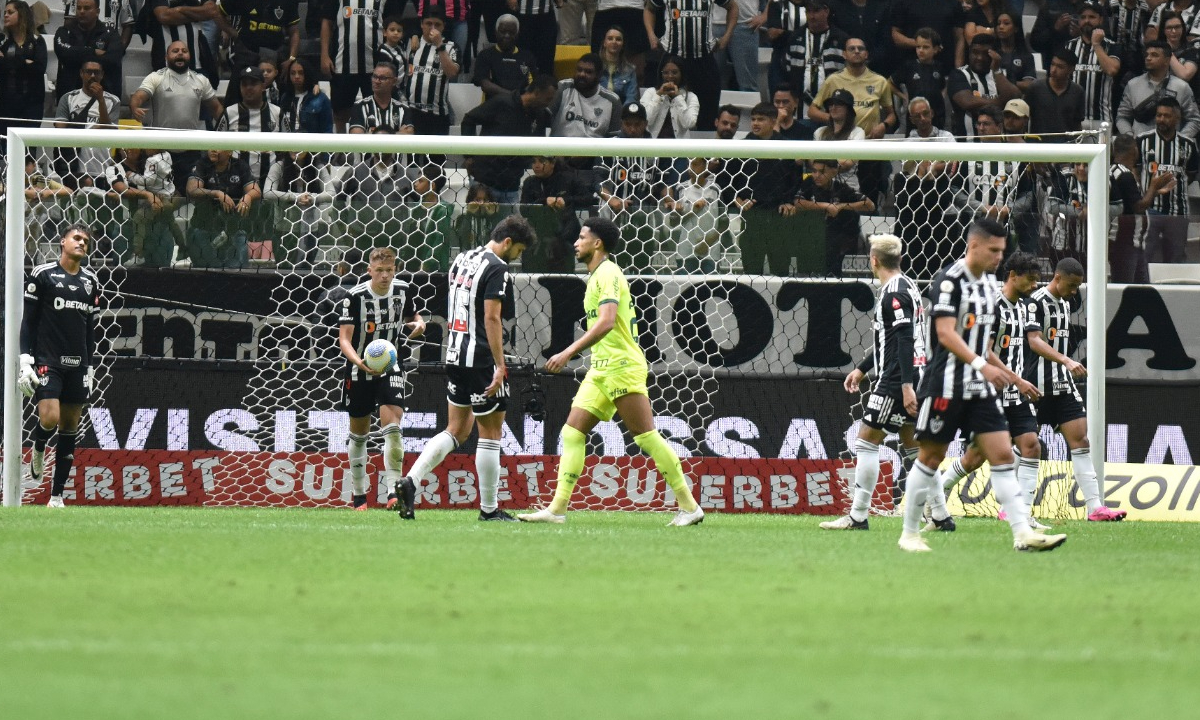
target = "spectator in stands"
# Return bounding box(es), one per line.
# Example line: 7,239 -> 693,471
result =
185,148 -> 261,269
1030,0 -> 1086,66
148,0 -> 223,84
1001,97 -> 1036,141
813,88 -> 864,189
994,10 -> 1037,92
218,0 -> 300,105
337,125 -> 416,247
350,61 -> 412,134
104,147 -> 186,267
784,0 -> 847,122
265,150 -> 334,269
891,0 -> 965,73
906,96 -> 955,143
279,57 -> 332,134
549,53 -> 622,162
640,54 -> 699,139
964,0 -> 1003,43
519,155 -> 594,272
734,102 -> 802,275
1159,11 -> 1197,89
794,158 -> 875,275
559,0 -> 596,46
1109,132 -> 1177,282
407,164 -> 454,272
1142,0 -> 1191,43
216,65 -> 282,195
1064,1 -> 1122,129
597,101 -> 662,271
62,0 -> 135,47
511,0 -> 558,76
130,41 -> 224,194
454,183 -> 505,248
259,52 -> 282,105
1118,41 -> 1200,138
829,0 -> 893,74
473,15 -> 535,99
713,0 -> 765,92
893,97 -> 956,278
889,27 -> 949,133
321,0 -> 403,133
1108,0 -> 1148,87
1023,48 -> 1086,139
812,40 -> 895,197
1138,96 -> 1199,264
461,72 -> 556,203
949,105 -> 1022,231
645,0 -> 735,129
664,155 -> 723,274
52,0 -> 123,100
0,0 -> 48,142
773,83 -> 814,140
596,24 -> 638,104
593,2 -> 651,80
375,15 -> 408,98
403,4 -> 460,135
948,34 -> 1021,138
53,59 -> 118,188
765,0 -> 806,97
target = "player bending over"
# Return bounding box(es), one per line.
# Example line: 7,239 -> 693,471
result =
822,234 -> 929,531
19,224 -> 101,507
337,247 -> 425,515
900,219 -> 1066,553
518,217 -> 704,526
399,216 -> 534,521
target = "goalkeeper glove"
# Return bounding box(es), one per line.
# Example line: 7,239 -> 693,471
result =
18,354 -> 39,397
84,366 -> 95,393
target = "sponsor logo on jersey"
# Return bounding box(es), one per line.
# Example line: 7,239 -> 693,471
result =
60,356 -> 81,367
53,297 -> 93,312
344,6 -> 378,18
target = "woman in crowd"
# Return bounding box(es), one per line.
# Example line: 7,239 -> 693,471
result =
964,0 -> 1007,43
814,89 -> 865,190
598,25 -> 639,104
279,58 -> 333,134
454,183 -> 505,249
640,55 -> 699,139
1161,12 -> 1199,86
105,148 -> 187,267
995,10 -> 1037,93
0,0 -> 48,143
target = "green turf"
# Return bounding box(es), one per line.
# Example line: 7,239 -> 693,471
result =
2,509 -> 1197,719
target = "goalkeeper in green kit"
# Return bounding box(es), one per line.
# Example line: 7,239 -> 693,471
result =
518,217 -> 704,526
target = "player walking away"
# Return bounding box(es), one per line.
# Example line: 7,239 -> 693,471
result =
519,217 -> 704,526
398,216 -> 535,521
821,234 -> 928,531
337,247 -> 426,514
900,219 -> 1067,553
927,252 -> 1048,530
18,224 -> 101,507
1025,257 -> 1126,521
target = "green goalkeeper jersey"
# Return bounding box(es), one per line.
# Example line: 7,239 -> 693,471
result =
585,258 -> 645,372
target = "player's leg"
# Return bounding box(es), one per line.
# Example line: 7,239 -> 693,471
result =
47,401 -> 83,508
401,403 -> 473,512
899,439 -> 948,552
519,407 -> 600,522
1059,415 -> 1124,521
475,409 -> 515,521
976,429 -> 1066,551
31,398 -> 58,488
822,423 -> 886,530
611,389 -> 703,525
347,414 -> 372,510
1011,432 -> 1051,530
378,404 -> 407,512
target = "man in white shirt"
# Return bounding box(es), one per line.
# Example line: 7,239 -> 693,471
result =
54,60 -> 119,187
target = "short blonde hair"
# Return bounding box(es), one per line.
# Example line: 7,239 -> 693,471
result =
368,246 -> 397,265
868,234 -> 903,269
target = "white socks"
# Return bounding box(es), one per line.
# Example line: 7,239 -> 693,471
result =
408,430 -> 458,484
477,438 -> 501,513
1017,456 -> 1040,508
850,438 -> 880,522
940,458 -> 968,491
991,463 -> 1030,536
902,461 -> 937,534
381,423 -> 404,493
348,432 -> 368,495
1071,447 -> 1101,513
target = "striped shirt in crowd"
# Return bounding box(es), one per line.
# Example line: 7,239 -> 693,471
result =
1025,286 -> 1078,398
1136,128 -> 1198,215
150,0 -> 215,77
920,259 -> 1004,401
1148,1 -> 1200,34
648,0 -> 735,59
324,0 -> 392,76
350,96 -> 410,131
404,39 -> 459,115
785,25 -> 847,107
512,0 -> 555,14
953,159 -> 1021,217
1109,162 -> 1149,247
1065,36 -> 1119,123
947,65 -> 999,137
64,0 -> 136,28
1107,0 -> 1149,57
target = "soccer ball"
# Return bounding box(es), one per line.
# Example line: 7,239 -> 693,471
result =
363,339 -> 398,374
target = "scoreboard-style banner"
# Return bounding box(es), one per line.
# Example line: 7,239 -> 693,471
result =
106,270 -> 1200,382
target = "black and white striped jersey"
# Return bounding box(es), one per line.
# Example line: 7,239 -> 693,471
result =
512,0 -> 554,14
648,0 -> 734,59
323,0 -> 390,76
1109,162 -> 1149,247
1136,129 -> 1198,215
445,246 -> 511,368
349,96 -> 410,132
785,25 -> 848,106
953,159 -> 1021,213
1148,1 -> 1199,33
1024,286 -> 1077,396
946,65 -> 999,137
338,279 -> 416,380
1065,36 -> 1119,123
1108,0 -> 1150,56
403,39 -> 458,115
870,273 -> 928,394
64,0 -> 136,29
919,259 -> 1004,401
993,294 -> 1035,407
21,261 -> 101,369
150,0 -> 216,77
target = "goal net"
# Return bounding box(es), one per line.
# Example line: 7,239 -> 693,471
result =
2,129 -> 1109,520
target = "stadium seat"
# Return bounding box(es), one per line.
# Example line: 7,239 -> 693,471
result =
555,45 -> 590,80
719,89 -> 764,109
1148,263 -> 1200,283
447,83 -> 482,124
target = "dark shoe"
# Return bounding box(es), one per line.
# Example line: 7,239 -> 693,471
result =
479,508 -> 518,522
395,477 -> 416,520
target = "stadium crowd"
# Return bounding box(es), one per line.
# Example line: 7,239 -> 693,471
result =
1,0 -> 1198,281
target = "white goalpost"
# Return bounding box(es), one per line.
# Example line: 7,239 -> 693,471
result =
3,128 -> 1111,510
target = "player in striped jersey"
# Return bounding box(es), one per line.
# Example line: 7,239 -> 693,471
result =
321,0 -> 404,131
821,234 -> 928,531
1066,3 -> 1122,126
926,252 -> 1049,530
398,217 -> 534,521
1025,258 -> 1127,521
337,247 -> 426,514
519,217 -> 705,526
901,219 -> 1066,552
1137,96 -> 1199,263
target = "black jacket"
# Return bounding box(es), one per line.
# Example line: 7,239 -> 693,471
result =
461,90 -> 549,192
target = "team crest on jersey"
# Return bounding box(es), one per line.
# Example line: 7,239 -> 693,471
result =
81,277 -> 92,294
594,107 -> 603,117
27,283 -> 35,293
230,175 -> 241,184
930,418 -> 944,433
891,297 -> 901,309
275,6 -> 284,18
866,85 -> 875,95
940,280 -> 953,292
1027,302 -> 1036,312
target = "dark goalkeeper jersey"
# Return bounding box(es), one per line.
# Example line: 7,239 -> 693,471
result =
21,261 -> 101,369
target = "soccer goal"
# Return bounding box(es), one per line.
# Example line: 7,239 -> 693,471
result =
2,128 -> 1110,519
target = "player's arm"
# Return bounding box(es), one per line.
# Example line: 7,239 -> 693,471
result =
846,354 -> 873,392
18,276 -> 43,396
889,292 -> 917,413
933,315 -> 1006,390
986,351 -> 1040,400
1026,329 -> 1086,377
545,301 -> 616,373
339,324 -> 381,376
483,298 -> 507,396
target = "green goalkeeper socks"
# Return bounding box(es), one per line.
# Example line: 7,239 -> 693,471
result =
548,425 -> 586,515
634,430 -> 698,512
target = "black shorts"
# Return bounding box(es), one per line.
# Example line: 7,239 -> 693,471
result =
916,394 -> 1009,445
862,388 -> 914,433
447,364 -> 507,416
33,366 -> 90,404
340,371 -> 408,418
1036,390 -> 1086,429
1003,401 -> 1039,439
330,73 -> 372,112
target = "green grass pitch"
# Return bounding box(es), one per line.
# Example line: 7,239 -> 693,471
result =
2,508 -> 1198,719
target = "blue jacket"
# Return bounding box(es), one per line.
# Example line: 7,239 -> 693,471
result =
282,89 -> 333,133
